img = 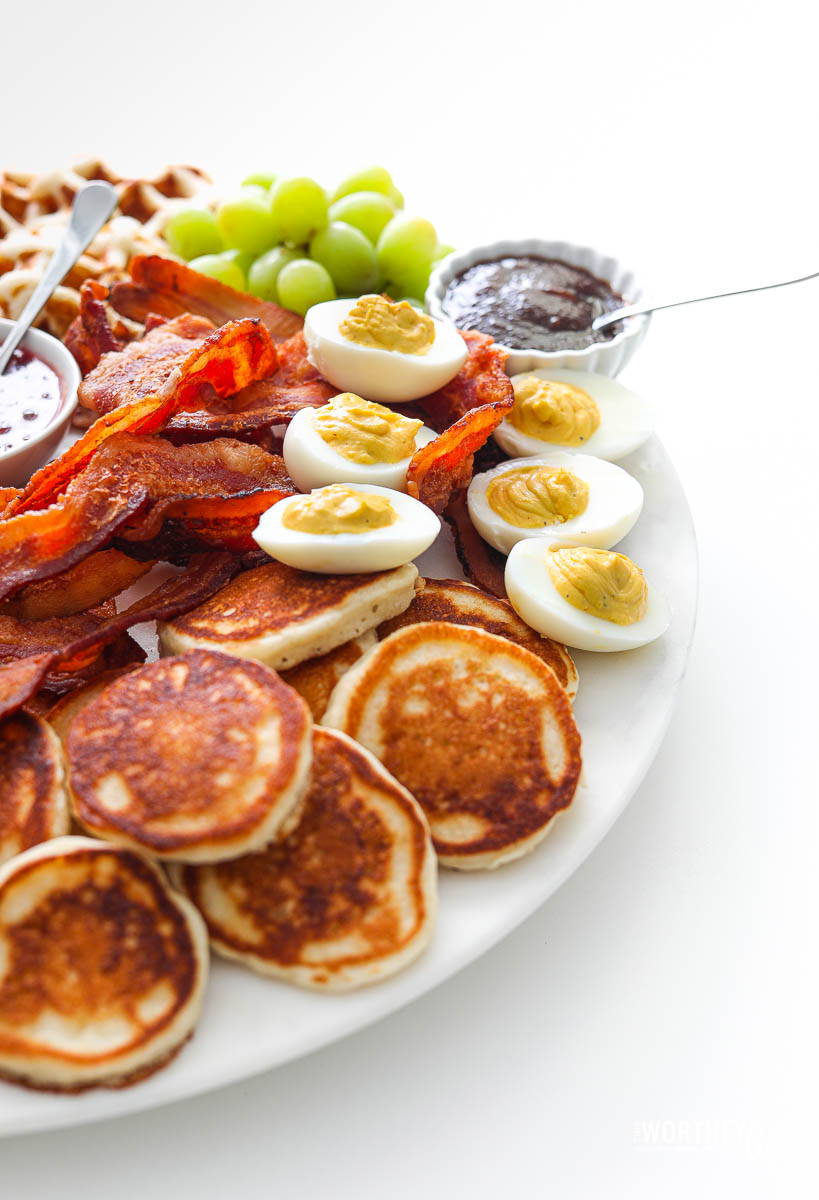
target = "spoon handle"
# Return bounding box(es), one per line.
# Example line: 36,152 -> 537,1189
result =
592,268 -> 819,332
0,181 -> 118,373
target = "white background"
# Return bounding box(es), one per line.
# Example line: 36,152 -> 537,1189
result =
2,0 -> 818,1193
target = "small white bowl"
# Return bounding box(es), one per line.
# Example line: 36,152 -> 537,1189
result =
0,318 -> 80,488
426,238 -> 650,378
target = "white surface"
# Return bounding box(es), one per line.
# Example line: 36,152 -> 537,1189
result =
1,0 -> 817,1193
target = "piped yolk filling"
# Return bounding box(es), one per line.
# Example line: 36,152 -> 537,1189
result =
282,484 -> 398,536
509,377 -> 601,446
547,546 -> 647,625
315,393 -> 422,464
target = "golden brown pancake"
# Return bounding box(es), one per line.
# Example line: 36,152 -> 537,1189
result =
157,560 -> 418,671
377,577 -> 578,699
172,728 -> 437,991
0,713 -> 69,866
0,836 -> 208,1091
279,632 -> 377,722
47,668 -> 133,748
67,651 -> 312,863
323,622 -> 582,869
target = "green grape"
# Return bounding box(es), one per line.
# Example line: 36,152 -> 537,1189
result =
328,191 -> 396,245
376,214 -> 437,295
216,194 -> 279,258
309,222 -> 379,293
330,166 -> 396,204
432,241 -> 455,263
247,246 -> 302,301
222,247 -> 255,276
277,259 -> 336,316
242,172 -> 277,190
269,177 -> 328,246
188,253 -> 246,291
389,184 -> 405,209
164,208 -> 223,261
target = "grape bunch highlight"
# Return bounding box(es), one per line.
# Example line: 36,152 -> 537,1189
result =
162,167 -> 454,317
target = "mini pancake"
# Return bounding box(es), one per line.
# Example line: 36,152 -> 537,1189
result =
0,713 -> 69,866
323,622 -> 582,869
377,577 -> 578,699
157,560 -> 419,672
47,668 -> 134,749
172,727 -> 436,991
0,836 -> 208,1091
280,632 -> 377,722
67,651 -> 312,863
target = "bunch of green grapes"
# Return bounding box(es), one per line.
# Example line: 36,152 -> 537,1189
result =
163,166 -> 453,317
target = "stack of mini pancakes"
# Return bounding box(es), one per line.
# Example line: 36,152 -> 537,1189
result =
0,563 -> 581,1092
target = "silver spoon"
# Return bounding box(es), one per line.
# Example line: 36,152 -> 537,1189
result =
591,268 -> 819,332
0,180 -> 118,374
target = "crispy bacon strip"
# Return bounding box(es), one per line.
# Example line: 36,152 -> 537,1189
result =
78,312 -> 217,416
0,434 -> 293,599
443,488 -> 508,599
0,549 -> 153,620
407,398 -> 514,514
5,318 -> 276,517
0,553 -> 243,719
0,459 -> 151,603
418,330 -> 513,431
64,280 -> 135,374
166,378 -> 334,439
123,256 -> 303,341
0,488 -> 19,516
116,437 -> 295,551
0,611 -> 144,696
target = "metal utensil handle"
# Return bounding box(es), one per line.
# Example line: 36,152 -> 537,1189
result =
592,268 -> 819,332
0,181 -> 118,373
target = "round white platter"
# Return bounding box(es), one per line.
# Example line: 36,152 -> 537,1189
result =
0,433 -> 696,1137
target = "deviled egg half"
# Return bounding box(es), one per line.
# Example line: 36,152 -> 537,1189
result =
283,392 -> 438,493
304,294 -> 467,403
467,451 -> 644,556
505,541 -> 670,652
494,369 -> 653,462
253,483 -> 440,574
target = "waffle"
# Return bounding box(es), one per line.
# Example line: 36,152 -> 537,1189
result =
0,161 -> 213,338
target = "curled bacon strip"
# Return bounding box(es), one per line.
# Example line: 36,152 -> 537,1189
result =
0,549 -> 153,620
443,488 -> 508,599
6,318 -> 276,517
78,312 -> 217,417
407,397 -> 514,515
0,434 -> 293,600
116,256 -> 303,342
0,553 -> 243,720
418,330 -> 513,431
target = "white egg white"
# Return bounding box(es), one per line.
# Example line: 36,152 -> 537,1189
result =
505,539 -> 670,652
494,369 -> 653,462
467,451 -> 644,556
304,297 -> 468,404
252,483 -> 440,574
283,404 -> 438,493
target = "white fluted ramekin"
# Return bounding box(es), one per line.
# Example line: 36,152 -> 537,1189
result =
0,319 -> 80,487
426,238 -> 650,378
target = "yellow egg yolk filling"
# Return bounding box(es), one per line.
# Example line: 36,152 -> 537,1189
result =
339,294 -> 435,355
282,484 -> 398,536
509,377 -> 601,446
486,465 -> 589,528
315,393 -> 422,464
547,547 -> 648,625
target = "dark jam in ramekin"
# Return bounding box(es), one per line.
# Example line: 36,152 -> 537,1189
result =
441,255 -> 625,352
0,347 -> 61,454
